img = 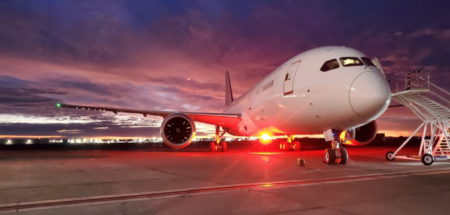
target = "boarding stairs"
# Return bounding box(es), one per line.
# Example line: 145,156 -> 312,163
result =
434,137 -> 450,155
388,72 -> 450,165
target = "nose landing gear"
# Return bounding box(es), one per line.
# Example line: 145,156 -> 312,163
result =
325,141 -> 348,165
323,129 -> 350,165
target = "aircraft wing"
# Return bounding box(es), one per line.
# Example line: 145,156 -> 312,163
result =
57,103 -> 242,128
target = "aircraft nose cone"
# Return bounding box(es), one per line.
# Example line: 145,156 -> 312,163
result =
349,72 -> 391,118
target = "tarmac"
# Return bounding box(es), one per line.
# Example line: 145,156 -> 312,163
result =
1,144 -> 450,214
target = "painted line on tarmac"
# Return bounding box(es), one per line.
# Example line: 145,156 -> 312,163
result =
2,168 -> 450,213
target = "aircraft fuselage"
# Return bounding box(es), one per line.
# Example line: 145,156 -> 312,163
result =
224,46 -> 391,136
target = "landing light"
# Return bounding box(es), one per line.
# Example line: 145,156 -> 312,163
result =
261,133 -> 270,141
340,131 -> 346,142
339,131 -> 352,144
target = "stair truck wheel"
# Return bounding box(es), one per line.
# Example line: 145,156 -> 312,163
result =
421,154 -> 434,166
386,151 -> 395,161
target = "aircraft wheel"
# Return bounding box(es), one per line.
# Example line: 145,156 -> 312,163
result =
293,141 -> 301,151
280,141 -> 288,151
221,142 -> 227,152
210,142 -> 216,152
421,154 -> 434,166
284,142 -> 291,151
386,151 -> 395,161
325,148 -> 336,164
339,147 -> 348,164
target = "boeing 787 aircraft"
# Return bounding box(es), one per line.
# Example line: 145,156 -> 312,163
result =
58,46 -> 391,164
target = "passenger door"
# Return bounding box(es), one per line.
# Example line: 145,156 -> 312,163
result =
283,60 -> 301,95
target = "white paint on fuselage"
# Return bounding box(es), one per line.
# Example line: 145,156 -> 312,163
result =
224,46 -> 391,136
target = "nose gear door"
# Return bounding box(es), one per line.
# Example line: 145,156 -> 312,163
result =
284,60 -> 301,95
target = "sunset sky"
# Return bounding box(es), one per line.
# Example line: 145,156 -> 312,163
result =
1,0 -> 450,138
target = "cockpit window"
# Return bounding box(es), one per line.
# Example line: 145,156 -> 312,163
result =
361,57 -> 376,67
339,57 -> 364,67
320,59 -> 340,72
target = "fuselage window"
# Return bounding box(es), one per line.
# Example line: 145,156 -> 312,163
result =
339,57 -> 364,67
320,59 -> 340,72
361,57 -> 376,67
284,73 -> 289,81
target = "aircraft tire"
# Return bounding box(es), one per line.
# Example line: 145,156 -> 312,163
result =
284,142 -> 290,151
221,142 -> 227,152
293,141 -> 301,151
339,147 -> 348,164
386,151 -> 395,161
280,141 -> 287,151
421,154 -> 434,166
210,142 -> 216,152
325,148 -> 336,164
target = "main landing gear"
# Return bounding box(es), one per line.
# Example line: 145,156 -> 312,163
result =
211,126 -> 227,152
324,140 -> 348,165
210,141 -> 227,152
279,135 -> 301,152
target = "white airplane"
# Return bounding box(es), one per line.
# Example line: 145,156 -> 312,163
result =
58,46 -> 391,164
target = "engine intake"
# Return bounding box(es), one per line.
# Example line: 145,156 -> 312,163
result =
161,113 -> 196,148
344,121 -> 377,146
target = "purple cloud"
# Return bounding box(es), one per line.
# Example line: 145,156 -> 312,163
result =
1,1 -> 450,137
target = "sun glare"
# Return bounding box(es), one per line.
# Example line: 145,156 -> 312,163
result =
259,133 -> 272,145
261,133 -> 270,141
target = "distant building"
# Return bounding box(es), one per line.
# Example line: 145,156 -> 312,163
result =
373,133 -> 386,143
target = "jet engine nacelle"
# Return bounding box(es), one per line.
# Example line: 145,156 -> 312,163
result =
344,121 -> 377,146
160,113 -> 196,148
